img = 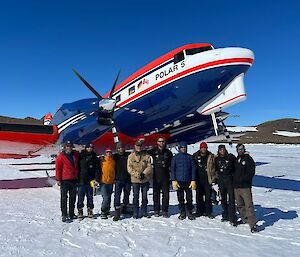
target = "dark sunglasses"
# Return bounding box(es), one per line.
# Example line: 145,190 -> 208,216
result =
157,140 -> 165,143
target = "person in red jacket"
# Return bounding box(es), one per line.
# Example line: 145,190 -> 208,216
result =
56,141 -> 80,222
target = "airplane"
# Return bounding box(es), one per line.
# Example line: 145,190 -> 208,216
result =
0,43 -> 254,160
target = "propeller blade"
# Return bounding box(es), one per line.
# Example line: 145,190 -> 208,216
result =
72,69 -> 103,99
109,70 -> 121,98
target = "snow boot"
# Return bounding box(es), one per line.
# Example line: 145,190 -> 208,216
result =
62,216 -> 68,222
251,225 -> 258,233
162,212 -> 169,218
142,212 -> 151,218
113,207 -> 121,221
154,211 -> 160,217
186,209 -> 195,220
78,209 -> 84,220
178,212 -> 186,220
87,208 -> 94,218
100,212 -> 108,219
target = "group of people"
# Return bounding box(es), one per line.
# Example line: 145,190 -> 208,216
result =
55,137 -> 258,233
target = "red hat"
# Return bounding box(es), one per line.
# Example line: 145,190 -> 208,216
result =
105,148 -> 112,153
200,141 -> 208,149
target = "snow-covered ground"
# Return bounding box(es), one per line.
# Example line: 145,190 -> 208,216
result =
273,130 -> 300,137
0,144 -> 300,257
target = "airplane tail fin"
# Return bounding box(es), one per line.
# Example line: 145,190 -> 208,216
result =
43,112 -> 53,125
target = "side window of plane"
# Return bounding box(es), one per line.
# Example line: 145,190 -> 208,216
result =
116,95 -> 121,103
129,86 -> 135,95
174,51 -> 184,64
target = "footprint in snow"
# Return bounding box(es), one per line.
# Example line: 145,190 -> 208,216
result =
188,229 -> 195,237
174,246 -> 186,257
124,236 -> 136,249
167,235 -> 176,246
122,252 -> 133,257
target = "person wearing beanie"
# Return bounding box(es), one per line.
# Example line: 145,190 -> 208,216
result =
171,142 -> 197,220
193,141 -> 216,218
77,143 -> 99,219
113,141 -> 131,221
215,144 -> 237,226
127,140 -> 153,219
55,141 -> 80,222
148,137 -> 173,218
96,148 -> 116,219
233,144 -> 258,233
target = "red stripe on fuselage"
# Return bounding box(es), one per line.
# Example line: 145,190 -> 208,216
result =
117,58 -> 253,108
104,43 -> 212,97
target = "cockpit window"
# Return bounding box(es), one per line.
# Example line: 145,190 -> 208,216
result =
185,46 -> 213,55
174,51 -> 184,64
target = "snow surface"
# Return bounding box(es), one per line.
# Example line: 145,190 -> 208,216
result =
273,130 -> 300,137
1,144 -> 300,257
227,126 -> 258,132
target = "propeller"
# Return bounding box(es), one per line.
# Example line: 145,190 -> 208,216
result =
72,68 -> 144,144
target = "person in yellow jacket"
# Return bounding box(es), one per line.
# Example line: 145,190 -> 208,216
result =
127,140 -> 153,219
96,148 -> 116,219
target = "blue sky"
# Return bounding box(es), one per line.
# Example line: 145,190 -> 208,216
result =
0,0 -> 299,125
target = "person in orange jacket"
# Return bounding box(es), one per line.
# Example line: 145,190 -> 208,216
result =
96,148 -> 116,219
55,141 -> 79,222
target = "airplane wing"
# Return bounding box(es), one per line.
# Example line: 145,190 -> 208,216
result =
0,123 -> 59,159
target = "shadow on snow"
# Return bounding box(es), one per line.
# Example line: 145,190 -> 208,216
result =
253,175 -> 300,192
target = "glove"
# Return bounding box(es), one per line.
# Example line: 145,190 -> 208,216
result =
189,181 -> 197,190
90,180 -> 97,188
139,173 -> 145,180
172,181 -> 180,190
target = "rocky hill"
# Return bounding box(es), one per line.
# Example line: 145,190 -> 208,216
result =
230,118 -> 300,144
0,115 -> 43,125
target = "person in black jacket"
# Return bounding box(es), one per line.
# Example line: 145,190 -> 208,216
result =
215,144 -> 237,225
113,142 -> 131,221
77,143 -> 99,219
148,137 -> 173,218
233,144 -> 257,232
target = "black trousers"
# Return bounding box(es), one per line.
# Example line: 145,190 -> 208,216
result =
153,179 -> 170,213
177,182 -> 193,213
60,180 -> 77,217
196,179 -> 212,215
219,179 -> 237,222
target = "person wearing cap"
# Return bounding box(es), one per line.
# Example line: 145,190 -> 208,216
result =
55,141 -> 80,222
233,144 -> 257,233
148,136 -> 173,218
77,143 -> 99,219
215,144 -> 237,225
193,141 -> 216,218
171,141 -> 196,220
113,141 -> 131,221
127,140 -> 153,219
96,148 -> 116,219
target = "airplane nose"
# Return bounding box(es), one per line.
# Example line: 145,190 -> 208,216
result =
213,47 -> 255,62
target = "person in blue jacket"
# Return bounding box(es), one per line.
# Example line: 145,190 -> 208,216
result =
171,141 -> 197,220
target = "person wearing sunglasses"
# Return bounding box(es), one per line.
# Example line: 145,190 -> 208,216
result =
148,137 -> 173,218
